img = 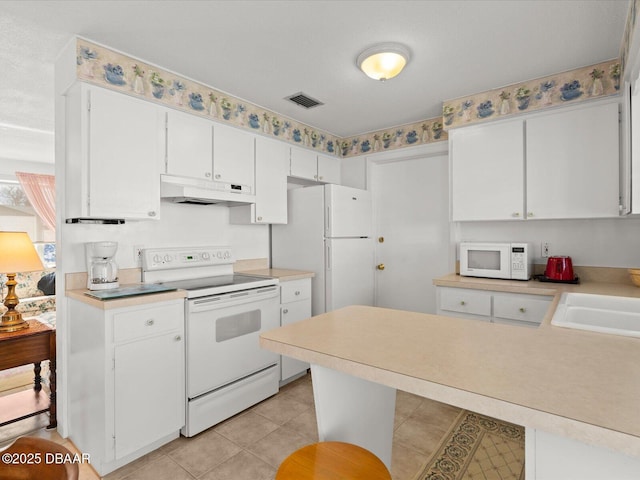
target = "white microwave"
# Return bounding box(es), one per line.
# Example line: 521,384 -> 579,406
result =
459,242 -> 532,280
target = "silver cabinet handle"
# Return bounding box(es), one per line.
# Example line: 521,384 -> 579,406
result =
148,211 -> 156,217
512,212 -> 520,217
145,319 -> 154,326
283,308 -> 289,314
527,212 -> 534,217
215,174 -> 221,179
205,172 -> 212,178
519,307 -> 526,313
295,291 -> 301,296
257,216 -> 263,221
174,335 -> 182,341
460,301 -> 466,306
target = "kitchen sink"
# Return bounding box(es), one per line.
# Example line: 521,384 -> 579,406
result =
551,292 -> 640,337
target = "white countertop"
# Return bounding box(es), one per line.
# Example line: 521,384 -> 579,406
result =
260,300 -> 640,458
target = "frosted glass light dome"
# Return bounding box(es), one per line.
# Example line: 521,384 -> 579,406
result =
357,43 -> 411,81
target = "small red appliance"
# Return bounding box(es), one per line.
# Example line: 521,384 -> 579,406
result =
545,256 -> 574,281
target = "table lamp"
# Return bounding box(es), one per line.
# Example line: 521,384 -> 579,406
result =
0,232 -> 44,332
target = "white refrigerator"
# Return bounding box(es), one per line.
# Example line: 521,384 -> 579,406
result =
272,184 -> 374,316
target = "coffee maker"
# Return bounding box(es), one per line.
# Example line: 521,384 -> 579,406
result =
85,241 -> 119,290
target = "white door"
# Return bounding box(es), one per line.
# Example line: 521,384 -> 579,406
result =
325,185 -> 372,237
371,149 -> 450,313
166,109 -> 213,180
212,123 -> 255,189
450,120 -> 524,221
325,238 -> 375,312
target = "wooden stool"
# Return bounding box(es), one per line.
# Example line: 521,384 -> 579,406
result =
276,441 -> 391,479
0,437 -> 79,480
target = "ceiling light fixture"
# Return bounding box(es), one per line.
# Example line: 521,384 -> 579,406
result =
357,43 -> 411,81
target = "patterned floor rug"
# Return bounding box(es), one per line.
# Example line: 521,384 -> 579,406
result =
413,410 -> 525,480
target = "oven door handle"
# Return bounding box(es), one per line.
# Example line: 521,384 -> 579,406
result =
189,286 -> 279,311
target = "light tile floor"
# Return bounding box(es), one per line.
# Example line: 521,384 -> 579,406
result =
0,373 -> 462,480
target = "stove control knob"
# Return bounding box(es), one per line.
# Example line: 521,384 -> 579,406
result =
164,254 -> 172,263
201,252 -> 210,261
216,251 -> 223,259
223,251 -> 231,259
153,254 -> 162,264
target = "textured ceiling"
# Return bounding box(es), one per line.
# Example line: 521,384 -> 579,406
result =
0,0 -> 630,164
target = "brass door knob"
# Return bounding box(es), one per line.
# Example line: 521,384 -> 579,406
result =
377,264 -> 385,270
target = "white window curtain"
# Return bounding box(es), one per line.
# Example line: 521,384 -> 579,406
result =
15,172 -> 56,231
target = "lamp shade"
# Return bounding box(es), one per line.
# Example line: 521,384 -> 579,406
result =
357,43 -> 411,81
0,231 -> 44,273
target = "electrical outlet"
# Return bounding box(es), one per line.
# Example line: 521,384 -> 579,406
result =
542,242 -> 550,258
133,245 -> 144,266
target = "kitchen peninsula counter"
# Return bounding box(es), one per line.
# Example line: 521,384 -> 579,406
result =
259,304 -> 640,459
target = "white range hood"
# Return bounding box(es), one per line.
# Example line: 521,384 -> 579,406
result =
160,174 -> 255,205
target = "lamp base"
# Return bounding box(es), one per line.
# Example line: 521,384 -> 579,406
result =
0,309 -> 29,333
1,273 -> 29,333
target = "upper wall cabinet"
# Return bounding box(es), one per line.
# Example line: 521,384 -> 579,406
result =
450,100 -> 620,221
526,102 -> 619,219
213,123 -> 255,191
290,146 -> 341,184
165,109 -> 213,180
450,121 -> 525,221
65,84 -> 163,221
230,135 -> 288,225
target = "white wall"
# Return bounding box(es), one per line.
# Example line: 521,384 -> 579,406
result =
60,201 -> 269,273
0,158 -> 55,178
454,217 -> 640,268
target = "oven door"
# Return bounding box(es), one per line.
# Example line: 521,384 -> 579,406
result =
186,285 -> 280,399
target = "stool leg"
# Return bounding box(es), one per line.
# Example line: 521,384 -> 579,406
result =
310,364 -> 396,469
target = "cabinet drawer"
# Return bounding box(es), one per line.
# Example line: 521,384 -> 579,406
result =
281,279 -> 311,303
113,301 -> 184,343
493,294 -> 552,325
439,288 -> 491,317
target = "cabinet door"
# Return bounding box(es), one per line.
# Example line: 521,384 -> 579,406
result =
254,136 -> 288,224
165,109 -> 213,180
290,146 -> 318,180
317,153 -> 341,184
212,123 -> 255,190
281,299 -> 311,381
450,121 -> 525,221
526,102 -> 619,219
114,331 -> 184,459
88,86 -> 162,219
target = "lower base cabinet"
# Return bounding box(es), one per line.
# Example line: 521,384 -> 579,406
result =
68,298 -> 185,476
280,279 -> 311,383
436,286 -> 552,327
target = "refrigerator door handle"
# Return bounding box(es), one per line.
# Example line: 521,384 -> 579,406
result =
326,206 -> 330,235
326,244 -> 331,270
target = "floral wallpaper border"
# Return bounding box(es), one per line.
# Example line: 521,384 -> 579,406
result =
339,117 -> 447,158
76,39 -> 342,156
620,0 -> 638,81
442,59 -> 620,130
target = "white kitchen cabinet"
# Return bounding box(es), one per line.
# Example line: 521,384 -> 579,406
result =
290,146 -> 341,184
280,279 -> 311,383
526,102 -> 619,219
212,123 -> 255,190
68,298 -> 185,476
436,286 -> 552,327
165,109 -> 213,180
317,153 -> 341,184
450,99 -> 620,221
65,83 -> 163,220
229,135 -> 288,224
450,120 -> 524,221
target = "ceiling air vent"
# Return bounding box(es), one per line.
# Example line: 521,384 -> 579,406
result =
286,92 -> 324,109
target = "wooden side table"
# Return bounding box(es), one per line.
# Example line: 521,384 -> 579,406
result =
0,319 -> 56,429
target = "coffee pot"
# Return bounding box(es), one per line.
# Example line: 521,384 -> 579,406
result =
86,241 -> 119,290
